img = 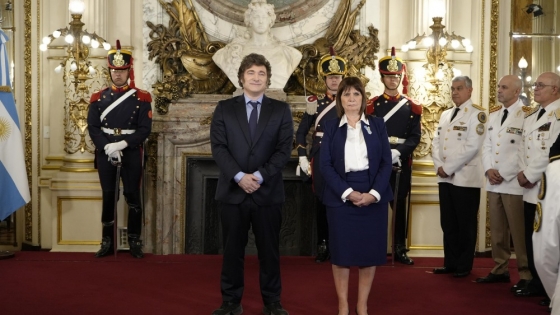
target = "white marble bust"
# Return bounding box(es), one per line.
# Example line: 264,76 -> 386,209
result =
212,0 -> 302,89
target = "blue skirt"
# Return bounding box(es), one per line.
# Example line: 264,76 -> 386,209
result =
327,170 -> 388,266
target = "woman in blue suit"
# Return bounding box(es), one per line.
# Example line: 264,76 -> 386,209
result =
320,77 -> 393,315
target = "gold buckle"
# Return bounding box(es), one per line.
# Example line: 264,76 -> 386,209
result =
389,136 -> 399,144
114,128 -> 122,135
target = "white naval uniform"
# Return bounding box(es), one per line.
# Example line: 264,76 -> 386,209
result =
432,99 -> 485,188
482,99 -> 526,194
533,160 -> 560,314
518,98 -> 560,204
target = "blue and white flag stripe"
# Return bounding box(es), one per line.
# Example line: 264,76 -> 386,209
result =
0,29 -> 30,221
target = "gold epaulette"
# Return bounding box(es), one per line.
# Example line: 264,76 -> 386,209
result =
136,89 -> 152,102
525,106 -> 539,118
471,103 -> 485,111
555,108 -> 560,121
489,105 -> 502,114
521,105 -> 532,113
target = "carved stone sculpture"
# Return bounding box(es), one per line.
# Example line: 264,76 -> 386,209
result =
212,0 -> 302,89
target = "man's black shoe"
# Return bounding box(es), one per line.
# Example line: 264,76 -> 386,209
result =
540,298 -> 551,307
395,246 -> 414,265
212,301 -> 243,315
262,302 -> 289,315
433,267 -> 455,274
511,279 -> 528,292
475,272 -> 510,283
315,240 -> 330,263
515,286 -> 546,297
453,271 -> 471,278
128,235 -> 144,259
95,236 -> 114,258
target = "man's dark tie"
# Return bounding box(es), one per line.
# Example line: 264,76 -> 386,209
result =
500,109 -> 508,125
248,101 -> 259,140
450,107 -> 460,122
537,108 -> 546,120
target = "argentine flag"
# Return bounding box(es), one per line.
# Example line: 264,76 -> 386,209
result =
0,30 -> 30,221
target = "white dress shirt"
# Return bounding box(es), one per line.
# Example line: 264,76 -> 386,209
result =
338,114 -> 381,202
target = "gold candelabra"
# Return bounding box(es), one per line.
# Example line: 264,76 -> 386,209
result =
400,16 -> 474,159
40,0 -> 111,155
402,17 -> 473,95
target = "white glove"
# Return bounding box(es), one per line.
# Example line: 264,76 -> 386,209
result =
107,151 -> 122,164
299,156 -> 310,175
104,140 -> 128,156
391,149 -> 401,165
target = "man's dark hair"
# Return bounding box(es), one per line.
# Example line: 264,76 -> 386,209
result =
335,76 -> 367,118
237,53 -> 272,88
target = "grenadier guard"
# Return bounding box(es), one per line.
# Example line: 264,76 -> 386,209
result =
365,47 -> 422,265
87,40 -> 153,258
515,72 -> 560,300
295,48 -> 346,262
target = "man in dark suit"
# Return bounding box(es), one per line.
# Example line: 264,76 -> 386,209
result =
210,53 -> 293,315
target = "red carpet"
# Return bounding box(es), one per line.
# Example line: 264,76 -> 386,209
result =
0,252 -> 548,314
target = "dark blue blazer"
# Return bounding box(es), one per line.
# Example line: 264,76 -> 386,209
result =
210,94 -> 294,206
319,115 -> 393,207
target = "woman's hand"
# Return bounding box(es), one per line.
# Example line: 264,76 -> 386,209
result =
347,191 -> 363,204
353,193 -> 377,207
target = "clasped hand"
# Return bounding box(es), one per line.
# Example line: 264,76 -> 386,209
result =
239,174 -> 261,194
486,169 -> 503,185
517,171 -> 536,189
104,140 -> 128,156
347,191 -> 377,207
437,166 -> 451,178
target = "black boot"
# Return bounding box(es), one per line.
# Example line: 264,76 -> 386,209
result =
95,236 -> 114,258
395,245 -> 414,265
315,240 -> 330,263
128,234 -> 144,259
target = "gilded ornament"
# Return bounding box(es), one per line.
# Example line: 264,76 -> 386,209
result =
534,202 -> 542,232
113,51 -> 125,67
538,172 -> 546,200
328,59 -> 342,73
387,59 -> 398,72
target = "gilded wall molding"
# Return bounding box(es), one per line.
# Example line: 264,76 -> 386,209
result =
488,0 -> 499,112
24,0 -> 32,242
36,0 -> 41,245
486,0 -> 499,249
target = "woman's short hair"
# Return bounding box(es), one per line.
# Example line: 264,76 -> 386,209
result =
237,53 -> 272,88
335,77 -> 367,118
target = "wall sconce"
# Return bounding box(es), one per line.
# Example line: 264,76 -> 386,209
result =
525,4 -> 544,17
518,56 -> 533,105
40,0 -> 110,156
518,56 -> 530,96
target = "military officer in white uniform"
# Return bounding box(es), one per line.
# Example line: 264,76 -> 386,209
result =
477,75 -> 531,288
533,134 -> 560,314
431,76 -> 486,278
516,72 -> 560,299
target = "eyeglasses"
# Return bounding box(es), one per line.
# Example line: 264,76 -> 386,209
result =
531,82 -> 556,90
